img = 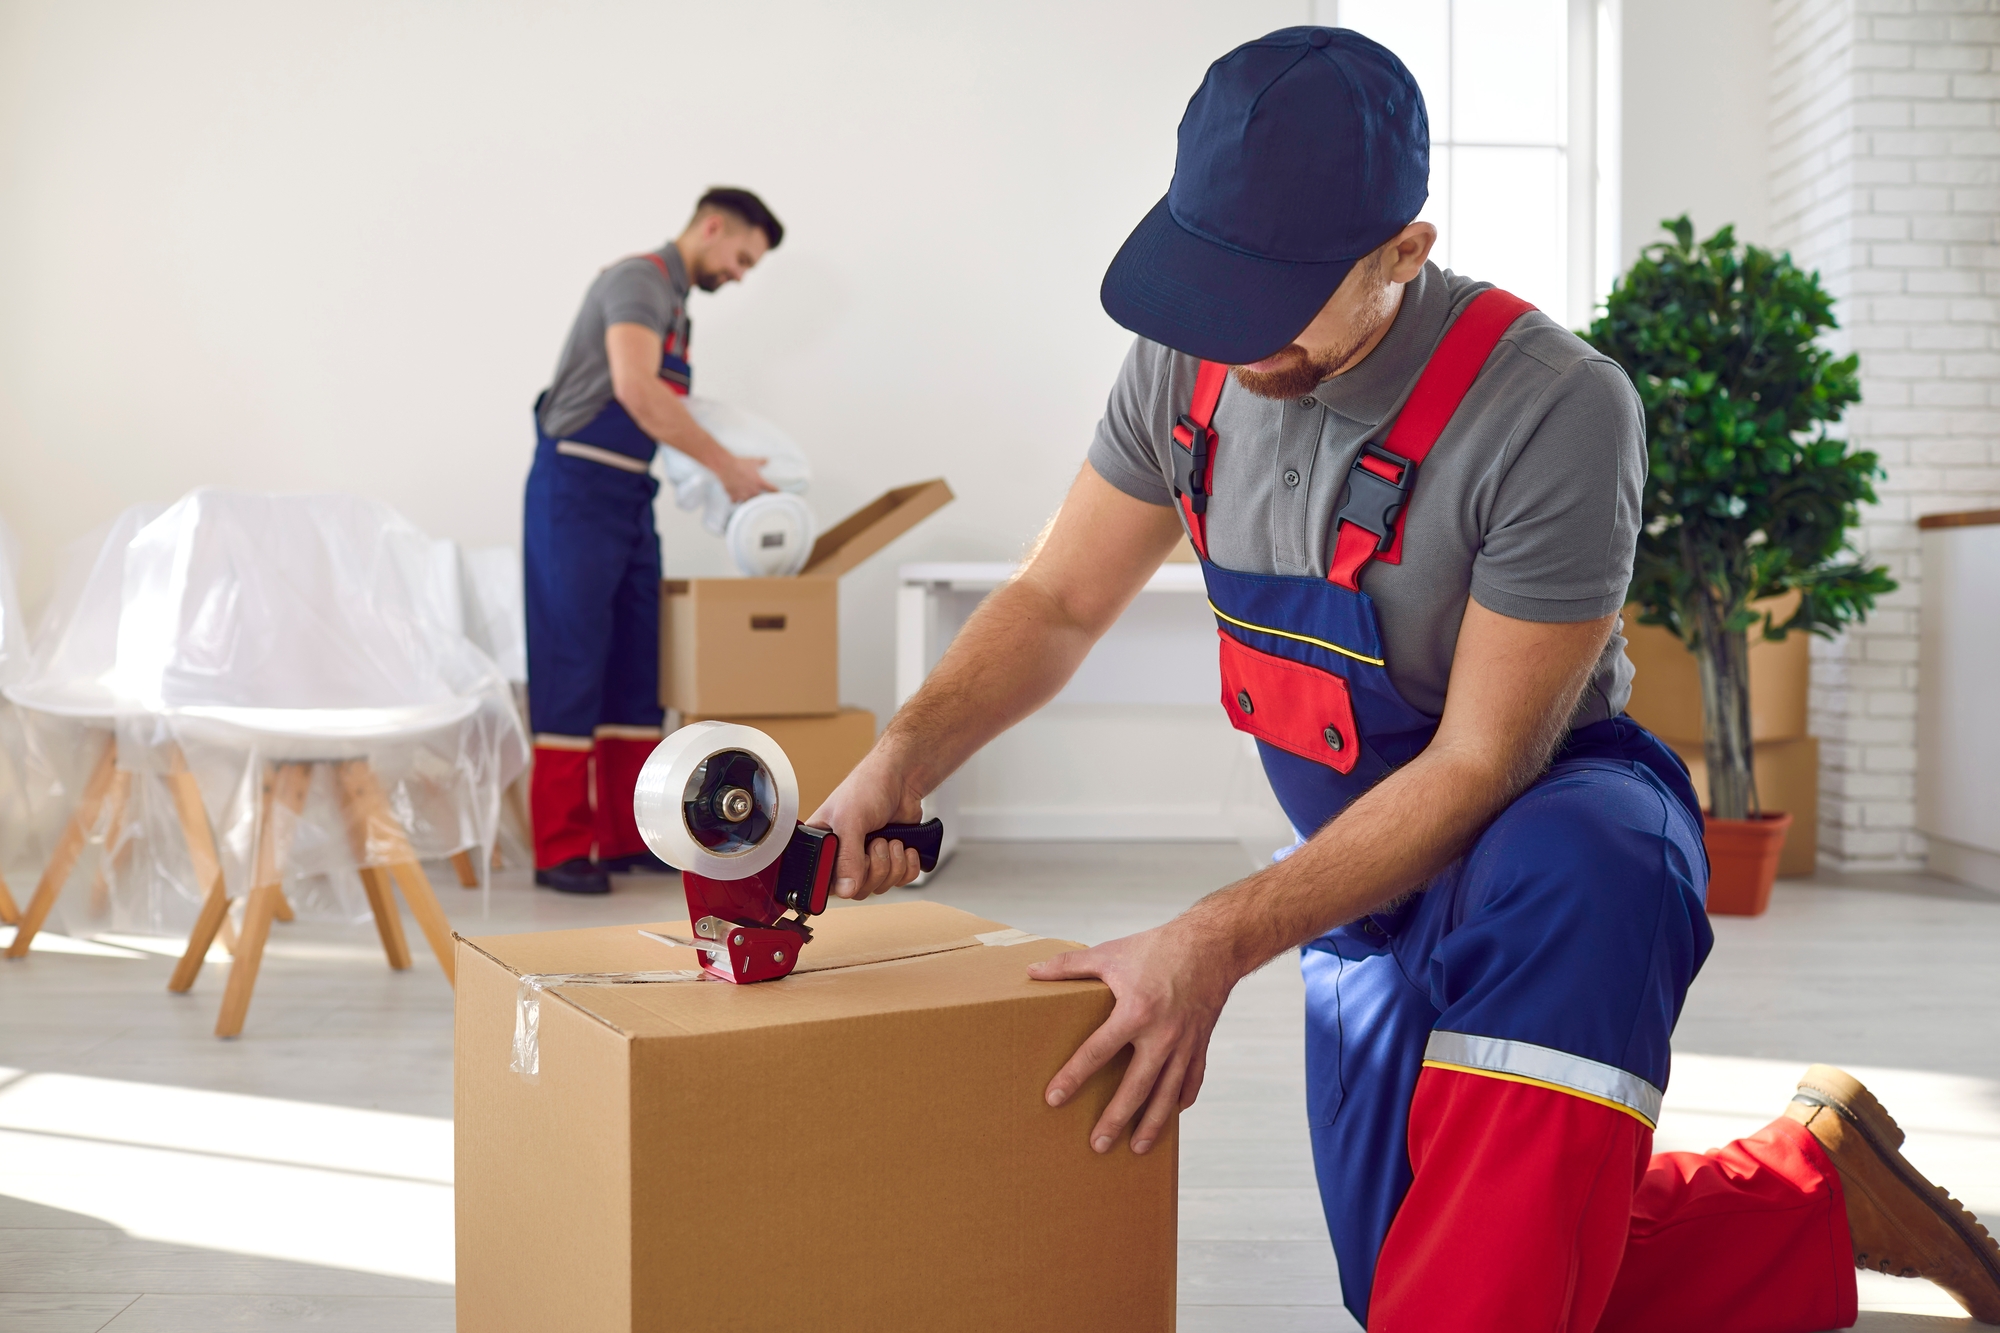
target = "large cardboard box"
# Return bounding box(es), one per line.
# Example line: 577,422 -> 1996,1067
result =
683,706 -> 875,814
1671,735 -> 1820,878
454,900 -> 1177,1333
661,480 -> 952,716
1622,593 -> 1811,746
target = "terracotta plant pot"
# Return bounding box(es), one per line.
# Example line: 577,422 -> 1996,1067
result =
1703,811 -> 1794,916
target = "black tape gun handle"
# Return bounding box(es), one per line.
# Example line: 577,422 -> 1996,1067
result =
864,818 -> 945,873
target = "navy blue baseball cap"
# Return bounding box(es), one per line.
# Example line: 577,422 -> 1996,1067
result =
1101,26 -> 1430,365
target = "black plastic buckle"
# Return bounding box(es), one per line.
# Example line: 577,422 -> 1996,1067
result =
1335,443 -> 1418,553
1171,415 -> 1212,515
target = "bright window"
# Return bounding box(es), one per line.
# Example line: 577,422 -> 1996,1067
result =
1314,0 -> 1618,328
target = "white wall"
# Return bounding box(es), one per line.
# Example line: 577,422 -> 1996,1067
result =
1619,0 -> 1774,265
0,0 -> 1302,729
1770,0 -> 2000,871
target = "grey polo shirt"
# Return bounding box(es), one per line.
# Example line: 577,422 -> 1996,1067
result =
537,244 -> 692,440
1087,262 -> 1643,726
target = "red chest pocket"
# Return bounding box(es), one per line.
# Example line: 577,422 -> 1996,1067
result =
1217,631 -> 1361,775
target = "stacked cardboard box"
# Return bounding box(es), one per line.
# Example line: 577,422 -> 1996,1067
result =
1622,596 -> 1818,877
454,900 -> 1177,1331
659,480 -> 951,813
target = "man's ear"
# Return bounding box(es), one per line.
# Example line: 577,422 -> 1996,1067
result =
1385,222 -> 1437,283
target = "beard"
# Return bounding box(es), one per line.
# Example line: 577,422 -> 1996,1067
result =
693,270 -> 725,292
1232,320 -> 1381,399
1232,271 -> 1398,399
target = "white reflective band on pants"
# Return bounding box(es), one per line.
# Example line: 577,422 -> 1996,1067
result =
1422,1030 -> 1664,1128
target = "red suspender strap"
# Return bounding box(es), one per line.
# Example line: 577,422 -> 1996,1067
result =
641,252 -> 691,364
1171,360 -> 1230,559
1326,288 -> 1536,591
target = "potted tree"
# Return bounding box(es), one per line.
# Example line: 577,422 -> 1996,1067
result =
1585,218 -> 1895,915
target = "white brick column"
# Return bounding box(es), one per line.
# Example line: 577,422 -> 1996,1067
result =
1770,0 -> 2000,870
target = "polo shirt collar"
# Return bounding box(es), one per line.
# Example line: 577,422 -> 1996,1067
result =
1310,261 -> 1452,429
656,243 -> 691,298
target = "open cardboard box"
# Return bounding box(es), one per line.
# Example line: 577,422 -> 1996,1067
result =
455,900 -> 1177,1332
660,479 -> 953,716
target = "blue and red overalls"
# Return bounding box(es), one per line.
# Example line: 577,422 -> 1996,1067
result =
523,254 -> 692,869
1179,290 -> 1860,1331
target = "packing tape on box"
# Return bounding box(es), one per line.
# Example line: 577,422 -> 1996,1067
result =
508,928 -> 1047,1083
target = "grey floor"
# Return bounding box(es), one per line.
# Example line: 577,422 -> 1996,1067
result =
1,844 -> 1997,1331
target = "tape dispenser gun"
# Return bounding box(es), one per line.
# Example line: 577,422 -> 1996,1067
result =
633,721 -> 944,983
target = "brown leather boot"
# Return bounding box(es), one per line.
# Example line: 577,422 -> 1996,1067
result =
1784,1063 -> 2000,1324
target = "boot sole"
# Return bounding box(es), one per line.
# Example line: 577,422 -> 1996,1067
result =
1796,1063 -> 2000,1314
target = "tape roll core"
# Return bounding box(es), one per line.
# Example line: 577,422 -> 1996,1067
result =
633,721 -> 800,878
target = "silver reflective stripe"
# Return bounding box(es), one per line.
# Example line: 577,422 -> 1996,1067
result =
594,724 -> 662,741
556,440 -> 652,474
1423,1030 -> 1664,1127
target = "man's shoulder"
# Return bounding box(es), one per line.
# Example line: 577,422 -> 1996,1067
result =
1439,270 -> 1635,410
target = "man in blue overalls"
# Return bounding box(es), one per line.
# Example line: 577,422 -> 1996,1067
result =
525,188 -> 781,895
815,29 -> 2000,1330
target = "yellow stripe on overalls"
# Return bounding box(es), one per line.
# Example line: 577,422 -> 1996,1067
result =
1208,601 -> 1386,667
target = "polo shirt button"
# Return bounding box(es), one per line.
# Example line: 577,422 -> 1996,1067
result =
1284,468 -> 1301,488
1298,397 -> 1317,409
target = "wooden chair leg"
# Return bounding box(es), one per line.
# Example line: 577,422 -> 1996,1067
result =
333,763 -> 413,970
214,883 -> 283,1039
337,759 -> 455,985
361,866 -> 412,969
449,849 -> 480,888
211,762 -> 310,1036
272,888 -> 296,922
0,871 -> 19,926
167,752 -> 233,991
88,770 -> 134,918
5,735 -> 119,958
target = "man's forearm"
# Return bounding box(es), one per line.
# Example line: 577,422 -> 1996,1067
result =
616,380 -> 730,470
877,575 -> 1104,797
1186,741 -> 1524,977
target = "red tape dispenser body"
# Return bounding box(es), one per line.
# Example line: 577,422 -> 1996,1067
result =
633,722 -> 943,983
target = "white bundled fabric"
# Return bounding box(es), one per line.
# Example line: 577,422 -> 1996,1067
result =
6,490 -> 528,935
659,396 -> 814,542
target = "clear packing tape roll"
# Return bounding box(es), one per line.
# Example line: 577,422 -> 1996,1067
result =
508,927 -> 1045,1082
632,721 -> 799,879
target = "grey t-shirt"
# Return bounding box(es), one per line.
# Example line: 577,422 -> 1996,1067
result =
537,245 -> 692,440
1087,262 -> 1643,726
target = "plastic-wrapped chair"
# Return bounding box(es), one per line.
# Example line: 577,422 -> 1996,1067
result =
4,491 -> 528,1036
0,518 -> 35,924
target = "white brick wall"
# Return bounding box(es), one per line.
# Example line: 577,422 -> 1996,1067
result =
1770,0 -> 2000,869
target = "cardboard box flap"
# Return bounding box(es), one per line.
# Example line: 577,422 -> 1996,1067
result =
466,901 -> 1088,1043
800,478 -> 953,579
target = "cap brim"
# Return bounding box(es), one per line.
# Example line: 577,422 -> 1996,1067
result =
1101,195 -> 1359,364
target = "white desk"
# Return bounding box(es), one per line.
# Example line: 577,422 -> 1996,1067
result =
1917,514 -> 2000,891
897,561 -> 1256,866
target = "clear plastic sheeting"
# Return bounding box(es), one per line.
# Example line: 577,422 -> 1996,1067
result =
5,489 -> 528,937
0,518 -> 28,691
0,519 -> 46,888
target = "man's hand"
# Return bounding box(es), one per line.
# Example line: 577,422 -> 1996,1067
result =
1027,919 -> 1238,1154
807,747 -> 927,899
710,451 -> 773,504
